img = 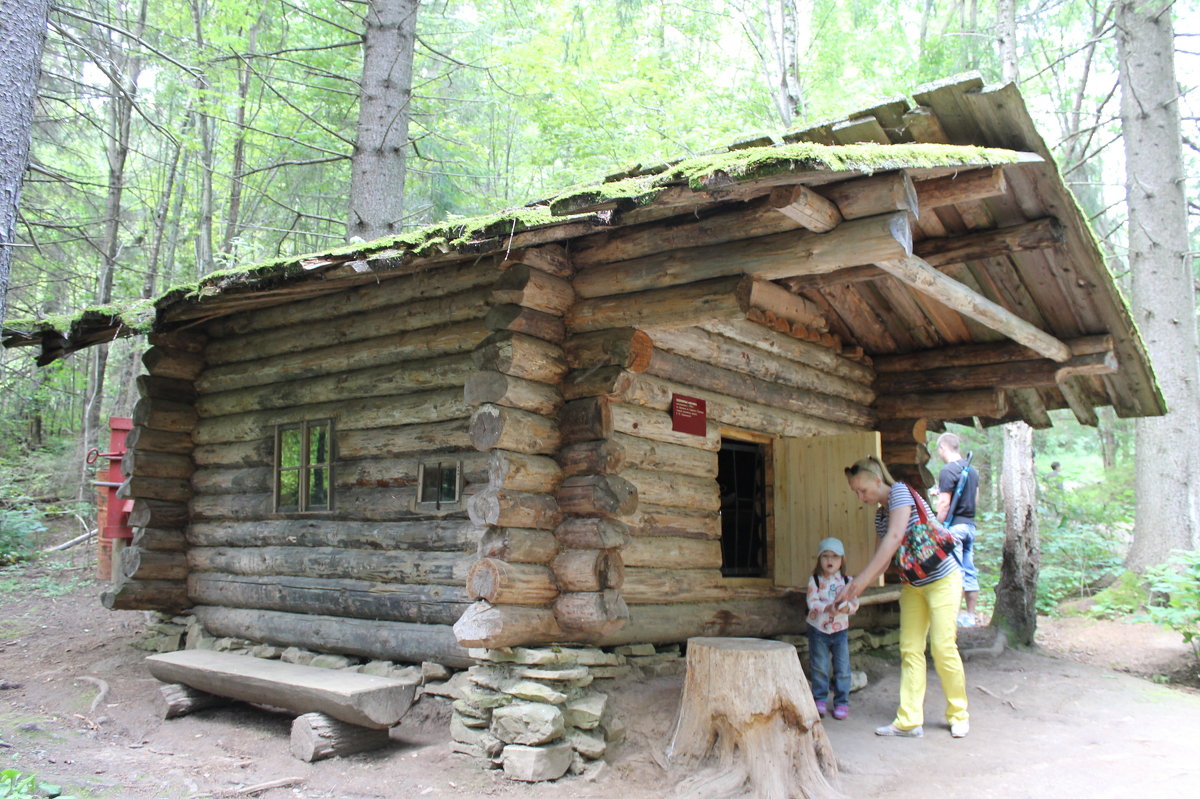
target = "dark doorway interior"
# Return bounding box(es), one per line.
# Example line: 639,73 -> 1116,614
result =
717,437 -> 768,578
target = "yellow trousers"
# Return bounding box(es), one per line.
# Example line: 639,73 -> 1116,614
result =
894,570 -> 969,729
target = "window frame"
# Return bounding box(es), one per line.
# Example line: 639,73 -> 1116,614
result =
273,419 -> 335,513
415,459 -> 464,512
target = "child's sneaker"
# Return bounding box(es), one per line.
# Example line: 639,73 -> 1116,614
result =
832,705 -> 849,720
814,700 -> 828,717
957,611 -> 976,627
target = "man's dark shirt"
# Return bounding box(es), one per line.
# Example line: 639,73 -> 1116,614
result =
938,458 -> 979,522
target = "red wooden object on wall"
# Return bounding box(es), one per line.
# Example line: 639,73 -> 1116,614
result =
89,417 -> 133,580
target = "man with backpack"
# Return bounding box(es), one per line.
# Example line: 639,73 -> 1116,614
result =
935,433 -> 980,626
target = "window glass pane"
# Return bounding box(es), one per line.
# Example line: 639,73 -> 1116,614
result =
421,462 -> 458,504
309,423 -> 329,466
438,466 -> 458,502
279,427 -> 302,469
308,465 -> 329,510
278,469 -> 300,511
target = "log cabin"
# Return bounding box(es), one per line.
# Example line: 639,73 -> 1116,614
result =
3,75 -> 1164,668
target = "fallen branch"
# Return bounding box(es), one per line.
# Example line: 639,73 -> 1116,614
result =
187,777 -> 305,799
976,685 -> 1018,710
77,675 -> 111,713
43,528 -> 97,553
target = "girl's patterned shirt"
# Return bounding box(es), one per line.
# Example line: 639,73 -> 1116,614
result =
806,573 -> 860,634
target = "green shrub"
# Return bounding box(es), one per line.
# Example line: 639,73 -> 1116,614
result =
0,768 -> 79,799
1088,570 -> 1148,619
0,507 -> 46,566
1146,550 -> 1200,673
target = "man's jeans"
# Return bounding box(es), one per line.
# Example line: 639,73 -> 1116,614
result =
808,628 -> 851,706
950,521 -> 978,592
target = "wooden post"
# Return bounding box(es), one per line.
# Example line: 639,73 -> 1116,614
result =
291,712 -> 391,762
667,637 -> 841,799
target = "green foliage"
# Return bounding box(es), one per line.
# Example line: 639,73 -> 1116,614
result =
0,769 -> 79,799
1088,571 -> 1148,619
0,508 -> 46,566
1146,550 -> 1200,672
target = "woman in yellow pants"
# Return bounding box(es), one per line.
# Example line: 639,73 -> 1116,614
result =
835,455 -> 969,738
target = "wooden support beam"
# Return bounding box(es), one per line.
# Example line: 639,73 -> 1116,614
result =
1056,377 -> 1101,427
816,172 -> 916,221
874,255 -> 1071,362
874,389 -> 1008,420
873,350 -> 1118,394
781,217 -> 1062,291
874,333 -> 1111,373
913,167 -> 1007,209
768,185 -> 842,232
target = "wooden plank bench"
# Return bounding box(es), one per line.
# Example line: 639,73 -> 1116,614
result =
146,650 -> 418,729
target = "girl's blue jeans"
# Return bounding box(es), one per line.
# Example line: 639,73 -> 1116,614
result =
808,628 -> 851,706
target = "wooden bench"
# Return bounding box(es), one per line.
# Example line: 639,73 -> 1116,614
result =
147,650 -> 420,761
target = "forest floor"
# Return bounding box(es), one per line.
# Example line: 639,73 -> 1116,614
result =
2,542 -> 1199,799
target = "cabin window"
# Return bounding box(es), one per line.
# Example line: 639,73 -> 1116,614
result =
275,420 -> 333,512
417,460 -> 462,510
717,436 -> 770,578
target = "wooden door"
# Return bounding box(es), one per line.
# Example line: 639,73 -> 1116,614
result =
773,432 -> 881,588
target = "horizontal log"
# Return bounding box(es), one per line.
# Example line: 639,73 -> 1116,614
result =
132,398 -> 198,434
737,277 -> 827,331
467,558 -> 559,604
619,468 -> 719,511
142,346 -> 204,381
101,578 -> 190,612
137,374 -> 196,404
205,286 -> 491,366
188,545 -> 472,585
556,438 -> 627,477
554,517 -> 629,550
129,499 -> 188,529
558,396 -> 613,444
644,347 -> 872,427
467,487 -> 563,530
874,351 -> 1118,395
768,183 -> 842,231
875,255 -> 1071,362
187,519 -> 483,551
877,418 -> 928,444
571,212 -> 911,298
553,590 -> 628,635
478,528 -> 559,564
148,330 -> 206,353
190,572 -> 471,626
815,172 -> 916,220
873,333 -> 1111,374
125,426 -> 194,456
452,600 -> 563,649
197,319 -> 488,394
189,465 -> 273,496
490,263 -> 575,316
159,683 -> 230,720
701,318 -> 873,384
464,370 -> 562,415
470,404 -> 560,455
488,450 -> 563,493
132,526 -> 187,552
649,326 -> 873,405
121,546 -> 188,581
594,598 -> 799,646
552,548 -> 623,592
874,389 -> 1008,420
334,452 -> 489,493
567,276 -> 744,332
561,364 -> 634,400
471,331 -> 568,385
913,166 -> 1006,208
337,419 -> 472,459
611,402 -> 722,451
117,476 -> 192,503
193,388 -> 469,445
617,372 -> 863,437
291,712 -> 391,763
123,449 -> 194,480
882,441 -> 929,466
620,568 -> 731,604
499,244 -> 572,279
196,353 -> 474,419
190,484 -> 486,523
563,328 -> 654,372
193,605 -> 473,668
191,438 -> 272,468
484,304 -> 565,343
622,536 -> 723,569
620,504 -> 721,539
611,432 -> 718,478
205,259 -> 495,339
555,473 -> 638,518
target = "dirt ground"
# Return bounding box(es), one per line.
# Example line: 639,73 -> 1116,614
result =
3,548 -> 1199,799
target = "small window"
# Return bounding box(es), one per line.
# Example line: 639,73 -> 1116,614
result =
275,420 -> 333,512
717,436 -> 769,578
417,460 -> 462,510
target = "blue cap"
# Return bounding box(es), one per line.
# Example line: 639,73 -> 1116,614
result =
816,537 -> 845,557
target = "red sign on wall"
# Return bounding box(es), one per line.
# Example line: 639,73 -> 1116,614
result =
671,394 -> 707,436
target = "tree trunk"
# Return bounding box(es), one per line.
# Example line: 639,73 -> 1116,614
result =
994,421 -> 1039,646
0,0 -> 50,325
1118,0 -> 1200,568
667,637 -> 840,799
347,0 -> 418,241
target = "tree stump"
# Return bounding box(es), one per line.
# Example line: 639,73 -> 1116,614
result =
290,712 -> 391,762
158,683 -> 230,720
667,637 -> 841,799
